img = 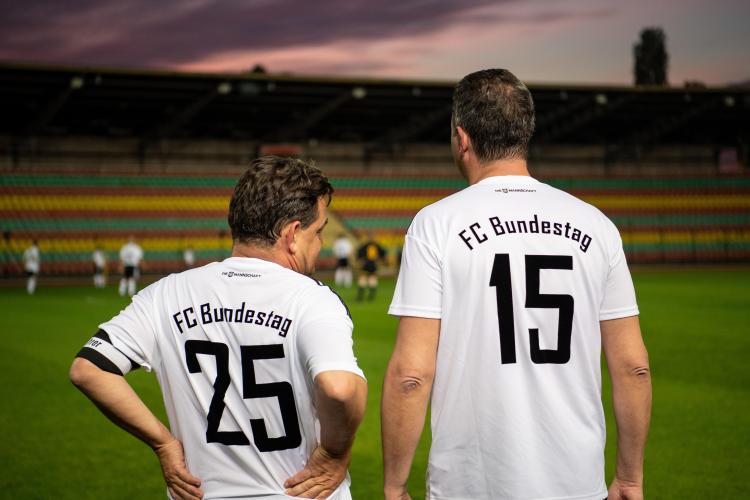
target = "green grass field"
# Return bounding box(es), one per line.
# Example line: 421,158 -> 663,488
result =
1,268 -> 749,499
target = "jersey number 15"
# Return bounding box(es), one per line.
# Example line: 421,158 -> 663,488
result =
490,254 -> 574,364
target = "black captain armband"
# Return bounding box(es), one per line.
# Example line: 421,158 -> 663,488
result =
76,329 -> 140,376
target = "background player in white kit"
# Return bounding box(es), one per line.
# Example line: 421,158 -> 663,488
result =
332,233 -> 353,288
70,156 -> 367,500
23,239 -> 40,295
92,245 -> 107,288
119,236 -> 144,297
382,69 -> 652,500
183,245 -> 196,269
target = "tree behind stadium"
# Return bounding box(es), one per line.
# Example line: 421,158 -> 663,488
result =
634,27 -> 669,85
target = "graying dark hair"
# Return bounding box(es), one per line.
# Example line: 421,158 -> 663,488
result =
228,155 -> 333,246
452,69 -> 536,163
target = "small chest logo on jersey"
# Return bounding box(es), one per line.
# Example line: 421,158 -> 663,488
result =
222,271 -> 261,278
495,187 -> 536,193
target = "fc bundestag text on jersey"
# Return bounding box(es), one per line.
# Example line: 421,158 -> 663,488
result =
172,301 -> 293,337
458,214 -> 593,252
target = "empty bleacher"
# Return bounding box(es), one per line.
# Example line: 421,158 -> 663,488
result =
1,172 -> 749,278
331,176 -> 750,264
0,172 -> 235,276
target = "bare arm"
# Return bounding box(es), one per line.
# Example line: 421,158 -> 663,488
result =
601,315 -> 651,500
316,370 -> 368,456
69,357 -> 203,500
381,316 -> 440,500
284,370 -> 367,498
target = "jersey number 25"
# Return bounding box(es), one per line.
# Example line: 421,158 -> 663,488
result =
185,340 -> 302,451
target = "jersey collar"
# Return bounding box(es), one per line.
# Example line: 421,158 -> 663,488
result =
223,256 -> 285,270
474,175 -> 539,186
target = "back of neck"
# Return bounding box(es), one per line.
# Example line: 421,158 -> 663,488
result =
231,242 -> 291,270
468,158 -> 530,185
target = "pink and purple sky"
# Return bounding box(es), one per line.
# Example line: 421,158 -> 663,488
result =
0,0 -> 747,86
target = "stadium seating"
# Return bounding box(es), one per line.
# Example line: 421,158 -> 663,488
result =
331,176 -> 750,264
1,172 -> 748,277
0,172 -> 235,276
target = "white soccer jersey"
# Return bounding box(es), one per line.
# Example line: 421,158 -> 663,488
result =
93,249 -> 106,269
87,257 -> 364,499
332,238 -> 353,259
120,242 -> 143,267
389,176 -> 638,500
184,248 -> 196,267
23,245 -> 40,273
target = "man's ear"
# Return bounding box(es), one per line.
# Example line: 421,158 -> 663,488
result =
282,220 -> 302,254
455,126 -> 472,155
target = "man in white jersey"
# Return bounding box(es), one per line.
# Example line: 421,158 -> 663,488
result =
92,245 -> 107,288
382,69 -> 652,500
332,234 -> 353,288
119,236 -> 144,297
70,156 -> 367,500
184,245 -> 196,269
23,239 -> 40,295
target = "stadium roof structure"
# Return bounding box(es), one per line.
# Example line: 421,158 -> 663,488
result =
1,62 -> 748,159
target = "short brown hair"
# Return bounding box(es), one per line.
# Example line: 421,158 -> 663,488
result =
452,69 -> 536,163
228,156 -> 333,246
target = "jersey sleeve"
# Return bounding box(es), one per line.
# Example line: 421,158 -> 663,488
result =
97,281 -> 161,371
599,223 -> 639,320
389,216 -> 443,318
296,286 -> 364,381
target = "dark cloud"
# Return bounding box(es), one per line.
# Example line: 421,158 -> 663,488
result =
0,0 -> 613,69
